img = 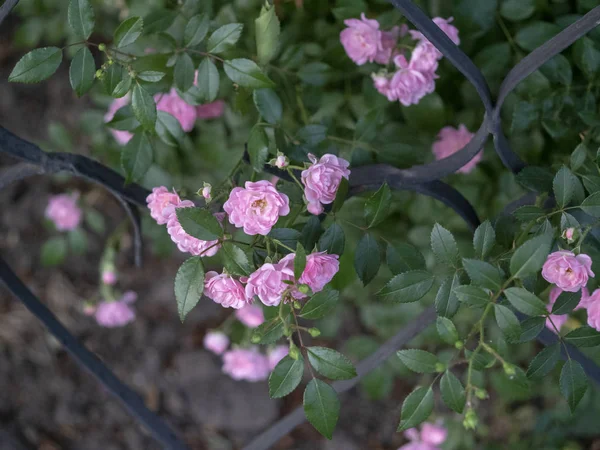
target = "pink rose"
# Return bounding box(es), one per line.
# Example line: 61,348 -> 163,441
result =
196,100 -> 225,119
166,201 -> 222,256
399,423 -> 447,450
222,347 -> 270,382
301,153 -> 351,215
267,345 -> 289,370
576,287 -> 595,310
95,291 -> 137,328
542,251 -> 594,292
146,186 -> 182,225
374,26 -> 400,65
235,303 -> 265,328
546,287 -> 568,333
388,55 -> 435,107
223,180 -> 290,236
586,291 -> 600,331
204,271 -> 248,309
104,95 -> 133,145
203,331 -> 229,355
299,252 -> 340,293
155,89 -> 197,132
340,13 -> 383,65
45,193 -> 82,231
432,125 -> 481,173
372,73 -> 394,101
102,270 -> 117,286
245,259 -> 295,306
409,16 -> 460,49
409,41 -> 440,74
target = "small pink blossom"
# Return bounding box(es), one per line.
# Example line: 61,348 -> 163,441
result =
542,251 -> 594,292
372,73 -> 394,101
94,291 -> 137,328
166,201 -> 221,256
275,155 -> 288,169
146,186 -> 182,225
388,55 -> 435,107
203,331 -> 229,355
245,259 -> 295,306
204,271 -> 248,309
235,303 -> 265,328
45,193 -> 82,231
432,125 -> 481,173
340,13 -> 383,65
104,95 -> 133,145
409,41 -> 440,74
222,347 -> 270,382
586,290 -> 600,331
301,153 -> 351,215
267,346 -> 289,370
102,270 -> 117,286
399,423 -> 447,450
546,287 -> 569,333
409,17 -> 460,50
299,252 -> 340,293
201,184 -> 212,201
155,89 -> 197,132
196,100 -> 225,119
375,26 -> 401,65
223,180 -> 290,236
576,287 -> 595,310
83,304 -> 96,316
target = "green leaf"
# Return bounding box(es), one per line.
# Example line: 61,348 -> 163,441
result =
137,71 -> 165,82
440,371 -> 466,413
307,347 -> 357,380
68,228 -> 88,255
564,326 -> 600,347
297,125 -> 327,145
85,209 -> 105,234
68,0 -> 95,40
582,175 -> 600,195
132,84 -> 157,130
580,191 -> 600,217
9,47 -> 62,83
509,234 -> 552,279
301,289 -> 339,319
303,379 -> 339,440
365,183 -> 392,228
69,46 -> 95,97
156,111 -> 184,147
354,233 -> 380,286
397,349 -> 438,373
224,58 -> 275,89
504,287 -> 548,316
560,360 -> 588,412
500,0 -> 535,21
516,316 -> 545,343
540,54 -> 572,86
378,270 -> 434,303
473,220 -> 495,259
318,223 -> 345,255
176,207 -> 223,241
269,228 -> 301,253
269,356 -> 304,398
297,62 -> 331,86
248,125 -> 269,172
513,205 -> 545,223
254,320 -> 285,344
112,74 -> 132,98
552,291 -> 582,315
114,17 -> 144,48
102,64 -> 124,97
107,105 -> 139,131
574,38 -> 600,79
174,53 -> 195,93
183,14 -> 209,47
332,177 -> 349,213
121,133 -> 152,183
386,243 -> 425,274
494,304 -> 521,342
397,386 -> 434,432
553,166 -> 577,208
301,215 -> 323,251
431,223 -> 459,267
462,259 -> 503,290
571,144 -> 588,171
41,237 -> 68,266
174,256 -> 205,321
516,166 -> 554,193
196,58 -> 220,103
435,273 -> 461,318
515,21 -> 560,52
511,101 -> 538,133
207,23 -> 243,54
466,349 -> 495,370
253,88 -> 282,124
294,242 -> 307,280
454,285 -> 490,307
143,9 -> 176,34
221,243 -> 252,276
436,317 -> 458,345
255,3 -> 280,65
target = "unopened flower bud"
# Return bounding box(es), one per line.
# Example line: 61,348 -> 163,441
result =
98,43 -> 106,51
95,69 -> 104,79
201,183 -> 212,201
435,362 -> 446,373
289,343 -> 300,360
308,327 -> 321,337
463,408 -> 478,430
293,301 -> 302,309
454,341 -> 464,350
275,154 -> 288,169
562,227 -> 577,244
251,332 -> 261,344
475,388 -> 488,400
283,326 -> 292,337
298,284 -> 310,294
503,362 -> 516,376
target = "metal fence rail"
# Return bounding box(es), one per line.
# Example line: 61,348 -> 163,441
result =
1,0 -> 600,449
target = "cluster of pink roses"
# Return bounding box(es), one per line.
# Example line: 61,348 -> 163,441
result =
340,13 -> 459,106
203,329 -> 288,382
541,250 -> 600,332
398,422 -> 447,450
104,90 -> 225,145
45,193 -> 82,231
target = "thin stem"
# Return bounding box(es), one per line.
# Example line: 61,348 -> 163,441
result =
286,168 -> 305,191
184,48 -> 225,63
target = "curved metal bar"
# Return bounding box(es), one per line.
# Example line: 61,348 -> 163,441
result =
0,257 -> 190,450
0,0 -> 19,26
